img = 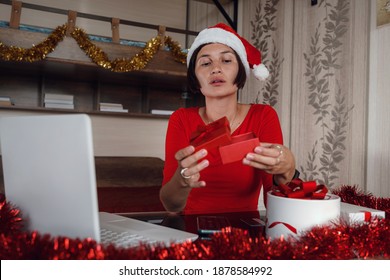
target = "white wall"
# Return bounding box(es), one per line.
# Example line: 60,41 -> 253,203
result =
0,0 -> 188,45
0,110 -> 168,159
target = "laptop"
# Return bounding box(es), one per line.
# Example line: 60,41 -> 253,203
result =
0,114 -> 198,248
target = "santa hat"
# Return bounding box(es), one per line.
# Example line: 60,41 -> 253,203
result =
187,23 -> 269,80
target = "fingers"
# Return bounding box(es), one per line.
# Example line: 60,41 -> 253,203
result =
180,167 -> 192,179
175,145 -> 195,161
180,159 -> 209,176
177,147 -> 208,169
175,146 -> 209,188
179,163 -> 208,188
263,144 -> 283,165
243,143 -> 285,173
244,145 -> 282,165
257,143 -> 283,159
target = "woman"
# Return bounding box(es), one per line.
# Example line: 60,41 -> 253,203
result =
160,23 -> 297,214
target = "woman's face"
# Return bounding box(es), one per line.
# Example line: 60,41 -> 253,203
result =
195,43 -> 239,98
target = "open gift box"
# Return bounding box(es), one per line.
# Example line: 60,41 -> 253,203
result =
190,116 -> 232,152
190,116 -> 259,164
266,180 -> 340,239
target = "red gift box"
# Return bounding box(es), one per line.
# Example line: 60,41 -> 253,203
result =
340,202 -> 386,223
219,132 -> 259,164
190,116 -> 232,152
190,117 -> 260,164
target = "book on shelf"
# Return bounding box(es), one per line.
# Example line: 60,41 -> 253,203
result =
44,93 -> 74,109
0,96 -> 12,101
0,96 -> 14,106
99,102 -> 123,108
99,102 -> 128,113
100,108 -> 129,113
44,98 -> 74,105
44,93 -> 74,101
44,103 -> 75,109
150,109 -> 174,115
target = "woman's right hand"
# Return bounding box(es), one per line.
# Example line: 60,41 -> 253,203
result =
160,145 -> 209,213
175,145 -> 209,188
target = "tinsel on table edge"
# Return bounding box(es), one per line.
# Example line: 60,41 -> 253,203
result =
0,185 -> 389,260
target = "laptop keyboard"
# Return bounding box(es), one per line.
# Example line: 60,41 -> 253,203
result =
100,228 -> 157,248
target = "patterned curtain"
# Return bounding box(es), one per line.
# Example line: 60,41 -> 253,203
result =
240,0 -> 370,191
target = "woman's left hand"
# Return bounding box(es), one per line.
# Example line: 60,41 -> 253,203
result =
243,142 -> 296,185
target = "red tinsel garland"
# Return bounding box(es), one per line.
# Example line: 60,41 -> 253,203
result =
1,186 -> 389,260
332,185 -> 390,213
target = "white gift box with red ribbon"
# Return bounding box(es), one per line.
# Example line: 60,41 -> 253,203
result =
266,192 -> 340,239
340,202 -> 385,224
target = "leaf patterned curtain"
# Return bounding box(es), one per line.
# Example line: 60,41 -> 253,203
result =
240,0 -> 370,191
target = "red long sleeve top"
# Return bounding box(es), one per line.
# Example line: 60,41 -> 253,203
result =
162,104 -> 283,214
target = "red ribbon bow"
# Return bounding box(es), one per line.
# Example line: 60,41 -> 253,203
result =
190,116 -> 231,150
272,178 -> 328,200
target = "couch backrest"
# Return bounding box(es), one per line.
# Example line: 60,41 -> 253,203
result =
0,156 -> 165,194
94,156 -> 164,188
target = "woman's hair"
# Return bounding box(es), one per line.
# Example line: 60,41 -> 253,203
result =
187,43 -> 247,94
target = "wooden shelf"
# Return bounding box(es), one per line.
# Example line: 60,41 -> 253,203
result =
0,27 -> 187,77
0,105 -> 175,119
0,26 -> 201,117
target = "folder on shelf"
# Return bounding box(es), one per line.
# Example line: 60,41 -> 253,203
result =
44,93 -> 75,109
99,102 -> 128,113
44,93 -> 74,101
150,109 -> 174,115
44,103 -> 75,109
0,96 -> 14,106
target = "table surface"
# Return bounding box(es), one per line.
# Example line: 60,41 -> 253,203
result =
121,210 -> 267,239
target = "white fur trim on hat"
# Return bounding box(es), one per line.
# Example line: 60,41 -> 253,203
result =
187,27 -> 251,77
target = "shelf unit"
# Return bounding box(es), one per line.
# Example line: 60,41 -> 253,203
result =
0,59 -> 193,118
1,26 -> 202,118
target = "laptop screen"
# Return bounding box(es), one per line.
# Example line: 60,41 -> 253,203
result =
0,114 -> 100,240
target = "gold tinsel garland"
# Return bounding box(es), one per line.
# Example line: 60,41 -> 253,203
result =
0,24 -> 67,62
0,24 -> 187,72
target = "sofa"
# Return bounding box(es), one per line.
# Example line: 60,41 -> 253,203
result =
0,156 -> 165,213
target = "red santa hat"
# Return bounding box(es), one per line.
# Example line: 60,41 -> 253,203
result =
187,23 -> 269,80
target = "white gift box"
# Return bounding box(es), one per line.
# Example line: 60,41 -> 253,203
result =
340,202 -> 385,224
266,192 -> 340,239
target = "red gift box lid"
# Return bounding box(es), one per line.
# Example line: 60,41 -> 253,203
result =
219,132 -> 260,164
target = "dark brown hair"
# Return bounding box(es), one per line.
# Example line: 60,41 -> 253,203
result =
187,43 -> 247,94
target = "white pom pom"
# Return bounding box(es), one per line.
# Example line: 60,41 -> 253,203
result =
253,64 -> 269,80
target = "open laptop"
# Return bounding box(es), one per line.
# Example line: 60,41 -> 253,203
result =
0,114 -> 198,248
